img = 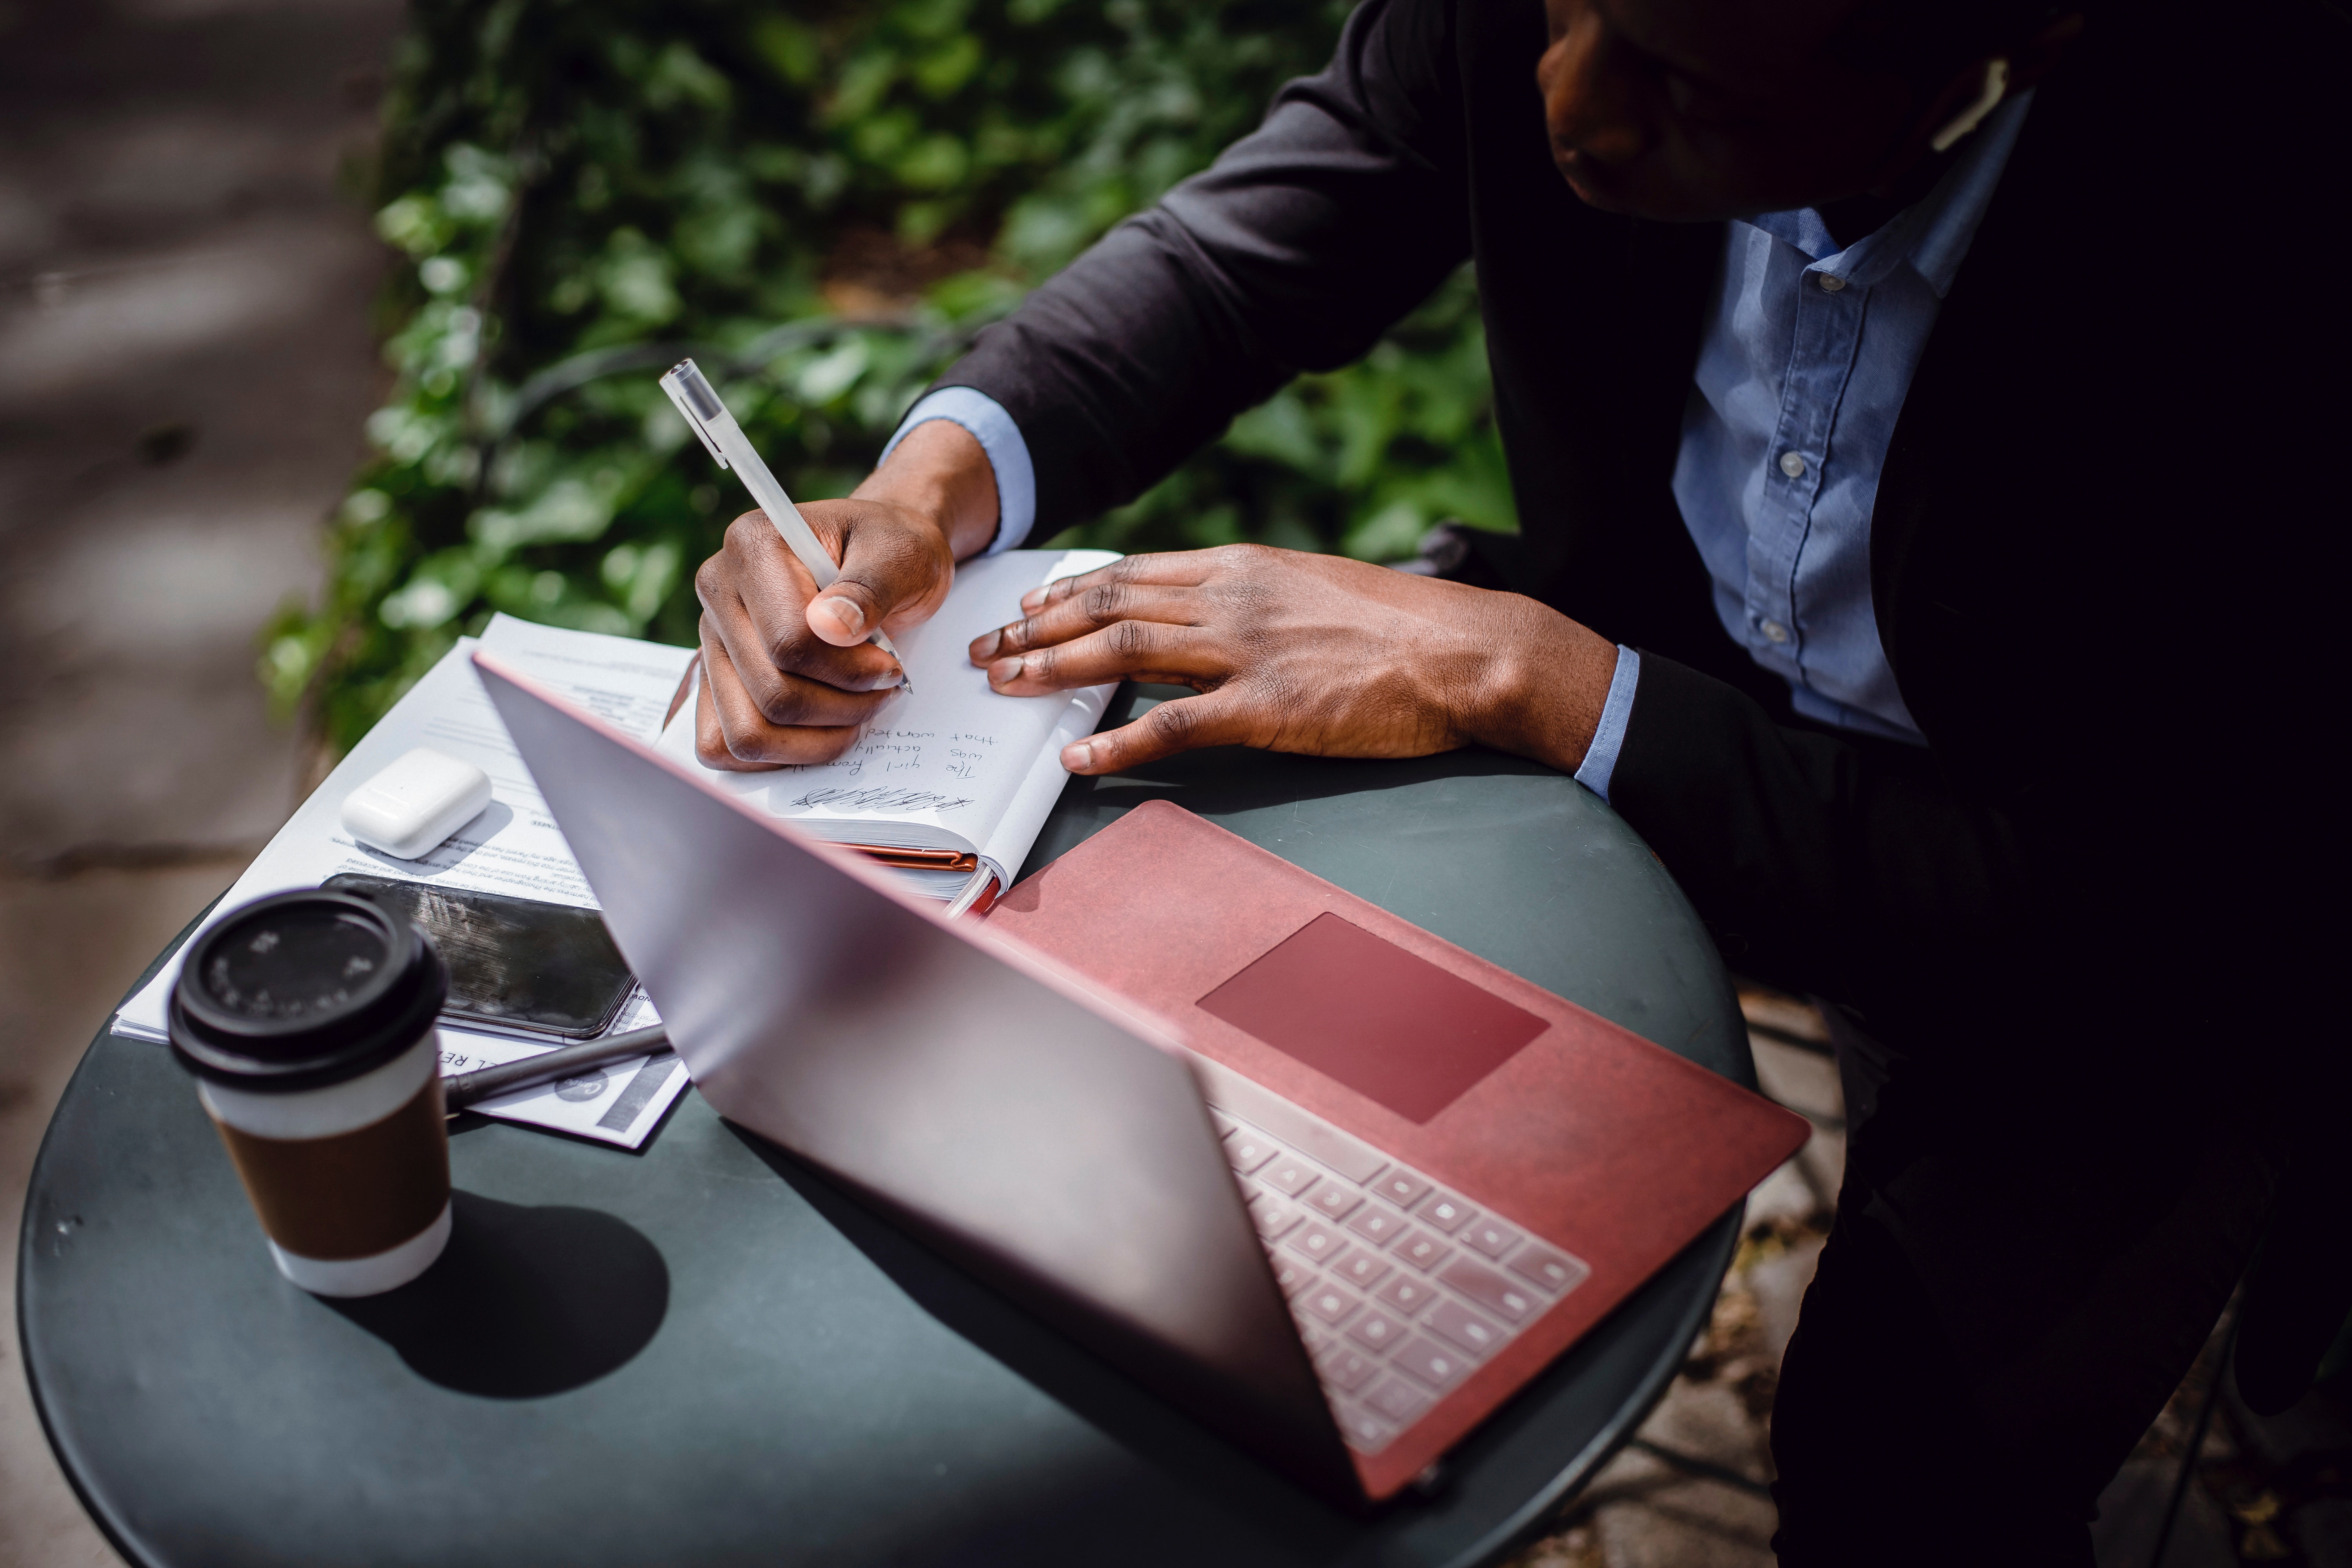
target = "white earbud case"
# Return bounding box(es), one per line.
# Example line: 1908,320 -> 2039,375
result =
339,747 -> 493,860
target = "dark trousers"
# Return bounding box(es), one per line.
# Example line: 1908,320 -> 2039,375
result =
1766,1004 -> 2279,1566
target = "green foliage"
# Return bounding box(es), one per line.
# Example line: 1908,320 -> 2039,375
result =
1082,266 -> 1515,561
269,0 -> 1512,752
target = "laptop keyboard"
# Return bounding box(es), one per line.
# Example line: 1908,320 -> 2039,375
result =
1205,1098 -> 1590,1455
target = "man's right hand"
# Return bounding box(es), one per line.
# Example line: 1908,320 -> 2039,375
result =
691,417 -> 998,769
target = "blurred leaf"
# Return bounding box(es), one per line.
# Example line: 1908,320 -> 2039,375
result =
911,34 -> 983,98
750,16 -> 820,85
1343,498 -> 1429,563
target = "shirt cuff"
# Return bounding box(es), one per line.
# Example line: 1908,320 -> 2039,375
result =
1572,646 -> 1641,803
878,387 -> 1036,556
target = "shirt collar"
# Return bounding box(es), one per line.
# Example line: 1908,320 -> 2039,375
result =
1744,89 -> 2034,299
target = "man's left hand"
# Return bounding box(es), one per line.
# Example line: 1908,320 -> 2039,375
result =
965,544 -> 1621,777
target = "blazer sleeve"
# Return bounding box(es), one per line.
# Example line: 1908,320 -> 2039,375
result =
1607,653 -> 2040,1013
929,0 -> 1473,537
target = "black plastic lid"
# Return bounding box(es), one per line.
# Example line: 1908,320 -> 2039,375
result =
168,890 -> 448,1093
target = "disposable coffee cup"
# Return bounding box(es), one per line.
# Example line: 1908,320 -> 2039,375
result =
169,889 -> 453,1297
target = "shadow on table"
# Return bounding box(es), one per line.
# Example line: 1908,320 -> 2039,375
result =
1020,687 -> 1575,883
325,1190 -> 668,1397
1095,690 -> 1555,798
733,1125 -> 1372,1557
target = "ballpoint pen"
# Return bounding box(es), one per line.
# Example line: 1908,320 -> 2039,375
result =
442,1023 -> 671,1114
659,357 -> 911,692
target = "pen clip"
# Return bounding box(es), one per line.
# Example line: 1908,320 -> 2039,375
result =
660,359 -> 731,471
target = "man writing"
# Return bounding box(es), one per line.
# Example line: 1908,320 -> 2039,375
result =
693,0 -> 2342,1559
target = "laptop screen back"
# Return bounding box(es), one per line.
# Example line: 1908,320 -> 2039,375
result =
470,651 -> 1362,1503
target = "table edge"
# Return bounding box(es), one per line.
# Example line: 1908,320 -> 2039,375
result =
18,897 -> 225,1568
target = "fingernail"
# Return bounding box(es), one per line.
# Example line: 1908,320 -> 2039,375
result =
1020,588 -> 1046,612
989,655 -> 1024,685
815,596 -> 864,637
972,628 -> 1001,659
1063,742 -> 1093,772
875,667 -> 904,690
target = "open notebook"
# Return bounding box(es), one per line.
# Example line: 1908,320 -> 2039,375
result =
657,548 -> 1120,900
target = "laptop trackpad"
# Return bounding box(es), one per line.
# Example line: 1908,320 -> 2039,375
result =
1196,913 -> 1547,1123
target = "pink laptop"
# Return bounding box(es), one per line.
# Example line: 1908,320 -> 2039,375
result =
477,651 -> 1806,1506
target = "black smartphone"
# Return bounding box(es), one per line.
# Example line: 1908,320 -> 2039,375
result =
323,874 -> 637,1039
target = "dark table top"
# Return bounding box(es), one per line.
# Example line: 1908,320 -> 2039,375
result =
20,688 -> 1750,1568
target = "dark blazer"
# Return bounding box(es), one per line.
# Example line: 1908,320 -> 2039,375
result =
934,0 -> 2347,1397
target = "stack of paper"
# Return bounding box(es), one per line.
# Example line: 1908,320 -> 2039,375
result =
114,615 -> 699,1149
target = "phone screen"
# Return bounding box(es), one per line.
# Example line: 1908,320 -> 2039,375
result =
323,874 -> 637,1039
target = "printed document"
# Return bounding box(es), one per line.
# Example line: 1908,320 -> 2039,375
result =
114,615 -> 697,1149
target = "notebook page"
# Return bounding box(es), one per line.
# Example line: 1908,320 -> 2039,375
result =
655,548 -> 1117,877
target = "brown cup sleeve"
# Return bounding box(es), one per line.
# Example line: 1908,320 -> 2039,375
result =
211,1078 -> 452,1261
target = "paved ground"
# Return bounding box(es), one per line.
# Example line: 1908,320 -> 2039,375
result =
0,0 -> 401,1563
5,3 -> 2349,1566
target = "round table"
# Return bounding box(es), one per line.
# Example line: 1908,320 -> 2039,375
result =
20,688 -> 1751,1568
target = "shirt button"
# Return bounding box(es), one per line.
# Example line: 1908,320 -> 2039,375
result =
1761,620 -> 1789,644
1778,451 -> 1806,479
1817,273 -> 1846,292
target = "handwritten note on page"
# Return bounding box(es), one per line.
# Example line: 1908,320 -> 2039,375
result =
655,548 -> 1119,887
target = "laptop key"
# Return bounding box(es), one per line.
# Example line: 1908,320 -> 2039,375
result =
1283,1220 -> 1347,1264
1438,1255 -> 1539,1323
1304,1182 -> 1361,1222
1376,1272 -> 1441,1317
1345,1304 -> 1411,1353
1393,1228 -> 1454,1272
1462,1216 -> 1521,1259
1317,1345 -> 1379,1393
1334,1249 -> 1392,1291
1260,1153 -> 1319,1200
1298,1320 -> 1332,1355
1226,1133 -> 1279,1175
1417,1191 -> 1476,1234
1210,1109 -> 1240,1137
1344,1201 -> 1408,1246
1337,1406 -> 1394,1452
1370,1168 -> 1432,1209
1364,1376 -> 1432,1426
1270,1256 -> 1315,1297
1194,1070 -> 1388,1185
1426,1298 -> 1506,1358
1394,1335 -> 1473,1392
1251,1195 -> 1302,1241
1297,1282 -> 1362,1326
1506,1242 -> 1591,1296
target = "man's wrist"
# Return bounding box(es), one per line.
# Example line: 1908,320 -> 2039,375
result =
853,419 -> 999,561
1466,596 -> 1621,776
881,388 -> 1035,555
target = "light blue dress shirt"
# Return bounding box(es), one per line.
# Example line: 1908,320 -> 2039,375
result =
1575,93 -> 2033,798
882,95 -> 2032,795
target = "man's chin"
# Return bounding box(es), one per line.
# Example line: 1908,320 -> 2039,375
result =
1554,156 -> 1630,213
